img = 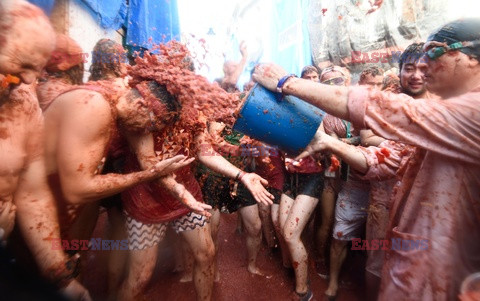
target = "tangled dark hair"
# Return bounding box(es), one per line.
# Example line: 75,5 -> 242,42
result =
398,42 -> 425,72
89,39 -> 126,81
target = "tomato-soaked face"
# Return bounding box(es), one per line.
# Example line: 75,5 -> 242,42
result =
360,74 -> 383,90
119,83 -> 180,133
0,5 -> 55,85
320,71 -> 346,86
116,89 -> 160,133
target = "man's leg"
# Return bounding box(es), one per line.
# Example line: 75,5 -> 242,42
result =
279,193 -> 294,232
272,203 -> 291,268
179,215 -> 215,301
179,237 -> 195,282
315,182 -> 337,277
325,238 -> 349,297
118,215 -> 165,301
279,193 -> 294,267
258,202 -> 276,248
325,184 -> 370,298
283,195 -> 319,295
238,204 -> 264,275
106,205 -> 128,300
209,208 -> 221,282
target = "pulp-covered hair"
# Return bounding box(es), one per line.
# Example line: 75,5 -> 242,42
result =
359,66 -> 384,84
399,43 -> 425,72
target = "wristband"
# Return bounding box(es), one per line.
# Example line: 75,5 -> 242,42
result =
276,74 -> 297,94
235,170 -> 242,181
235,170 -> 246,181
238,171 -> 246,181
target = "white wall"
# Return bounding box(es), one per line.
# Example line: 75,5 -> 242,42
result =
66,0 -> 122,81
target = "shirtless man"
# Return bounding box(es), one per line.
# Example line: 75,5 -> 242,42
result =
253,18 -> 480,300
41,38 -> 207,240
0,1 -> 89,299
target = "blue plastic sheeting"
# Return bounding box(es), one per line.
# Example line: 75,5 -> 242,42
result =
80,0 -> 127,29
270,0 -> 312,76
126,0 -> 180,48
27,0 -> 55,15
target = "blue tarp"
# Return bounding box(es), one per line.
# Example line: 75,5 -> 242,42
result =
270,0 -> 312,76
126,0 -> 180,48
30,0 -> 180,48
27,0 -> 55,15
80,0 -> 127,29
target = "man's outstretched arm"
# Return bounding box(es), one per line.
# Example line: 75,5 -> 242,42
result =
54,92 -> 191,204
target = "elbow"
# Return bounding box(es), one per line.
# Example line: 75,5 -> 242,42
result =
62,187 -> 97,205
63,192 -> 85,205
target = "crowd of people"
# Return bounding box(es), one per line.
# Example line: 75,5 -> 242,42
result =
0,1 -> 479,301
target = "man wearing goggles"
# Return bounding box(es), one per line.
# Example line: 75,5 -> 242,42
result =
253,18 -> 480,301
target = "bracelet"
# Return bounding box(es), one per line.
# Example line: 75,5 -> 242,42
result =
235,170 -> 246,181
238,171 -> 246,181
276,74 -> 297,94
234,170 -> 242,181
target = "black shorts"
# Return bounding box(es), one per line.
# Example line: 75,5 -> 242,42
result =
227,183 -> 256,213
269,187 -> 282,205
201,174 -> 233,209
283,172 -> 324,199
201,174 -> 282,212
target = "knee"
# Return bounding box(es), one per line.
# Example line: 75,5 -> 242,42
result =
282,227 -> 297,245
249,220 -> 262,237
193,243 -> 215,265
124,267 -> 152,292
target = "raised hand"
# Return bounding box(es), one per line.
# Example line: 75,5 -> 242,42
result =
150,155 -> 195,177
239,41 -> 248,58
171,182 -> 212,217
240,173 -> 274,206
296,128 -> 332,161
252,63 -> 288,92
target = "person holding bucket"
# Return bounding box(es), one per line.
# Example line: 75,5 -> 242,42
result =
252,18 -> 480,300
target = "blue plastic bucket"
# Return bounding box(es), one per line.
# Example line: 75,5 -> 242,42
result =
233,84 -> 325,154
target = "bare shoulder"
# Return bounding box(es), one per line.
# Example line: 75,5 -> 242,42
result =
57,87 -> 109,106
51,89 -> 114,143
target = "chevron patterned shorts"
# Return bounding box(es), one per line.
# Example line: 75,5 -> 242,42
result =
125,212 -> 207,250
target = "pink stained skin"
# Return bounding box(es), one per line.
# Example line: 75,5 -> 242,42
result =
252,35 -> 480,298
0,2 -> 93,299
